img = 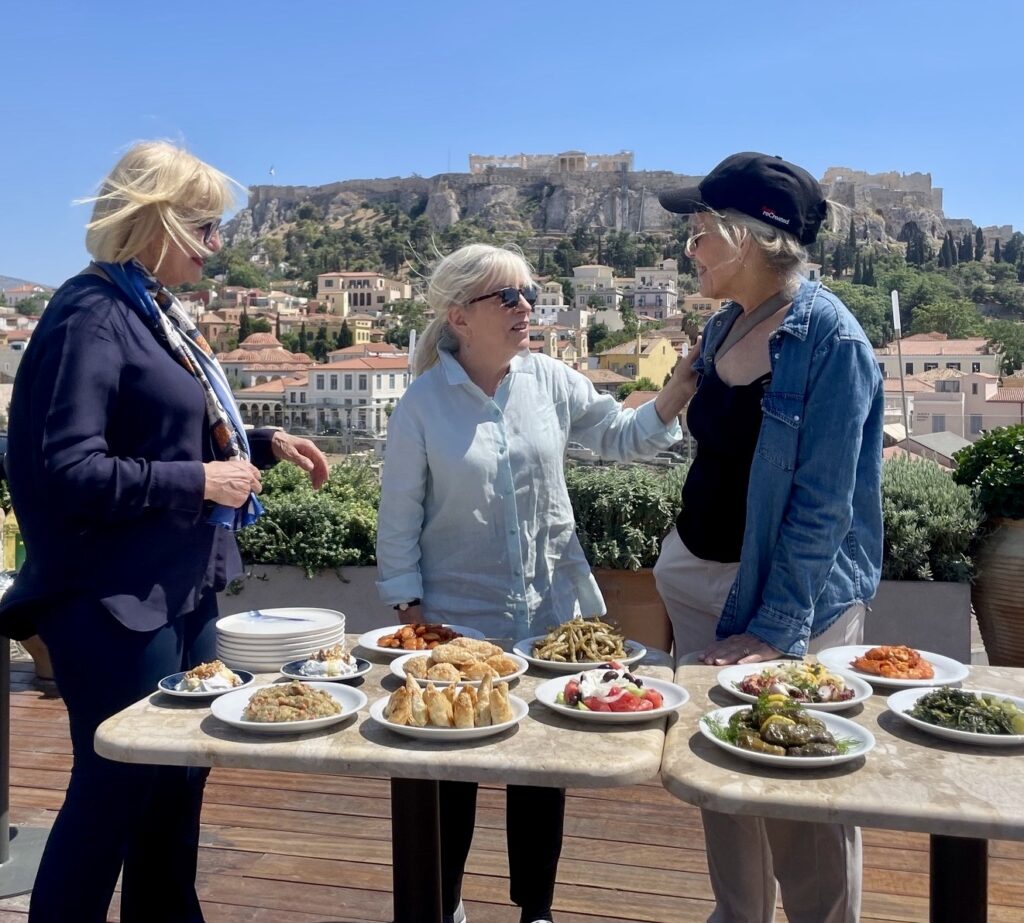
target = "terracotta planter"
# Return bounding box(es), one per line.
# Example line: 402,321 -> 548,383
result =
592,568 -> 673,654
972,518 -> 1024,666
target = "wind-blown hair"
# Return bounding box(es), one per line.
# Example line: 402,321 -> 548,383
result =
414,244 -> 534,376
82,141 -> 239,267
687,201 -> 847,297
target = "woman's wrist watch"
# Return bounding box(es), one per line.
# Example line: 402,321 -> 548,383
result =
393,598 -> 421,612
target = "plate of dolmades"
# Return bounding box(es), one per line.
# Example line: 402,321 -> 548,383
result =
699,704 -> 875,768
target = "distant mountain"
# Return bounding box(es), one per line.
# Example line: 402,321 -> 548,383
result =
0,275 -> 54,292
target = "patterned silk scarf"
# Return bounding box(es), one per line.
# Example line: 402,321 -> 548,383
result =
95,259 -> 264,531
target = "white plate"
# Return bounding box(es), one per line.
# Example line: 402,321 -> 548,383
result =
210,682 -> 367,734
389,652 -> 528,686
216,634 -> 346,655
886,687 -> 1024,747
699,704 -> 875,768
716,661 -> 873,711
356,624 -> 486,657
280,658 -> 373,682
816,645 -> 970,689
512,635 -> 647,673
216,608 -> 345,640
533,675 -> 688,724
157,670 -> 254,698
368,692 -> 528,740
215,626 -> 346,646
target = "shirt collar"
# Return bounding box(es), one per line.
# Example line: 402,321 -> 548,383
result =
438,347 -> 530,386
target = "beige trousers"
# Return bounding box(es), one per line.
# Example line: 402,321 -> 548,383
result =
654,528 -> 865,923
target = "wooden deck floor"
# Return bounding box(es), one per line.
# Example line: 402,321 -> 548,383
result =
3,659 -> 1023,923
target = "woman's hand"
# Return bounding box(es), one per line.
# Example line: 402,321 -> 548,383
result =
271,431 -> 330,489
203,459 -> 262,507
700,631 -> 779,665
655,335 -> 701,424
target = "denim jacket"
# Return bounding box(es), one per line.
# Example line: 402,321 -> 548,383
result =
693,279 -> 884,656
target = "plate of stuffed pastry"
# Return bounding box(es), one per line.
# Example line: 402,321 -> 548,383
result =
370,674 -> 528,741
389,638 -> 528,686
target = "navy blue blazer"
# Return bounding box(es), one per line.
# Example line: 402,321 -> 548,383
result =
0,271 -> 275,640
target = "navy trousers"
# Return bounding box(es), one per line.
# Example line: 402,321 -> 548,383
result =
31,593 -> 219,923
440,781 -> 565,921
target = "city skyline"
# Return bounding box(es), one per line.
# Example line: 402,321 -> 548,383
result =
3,0 -> 1021,286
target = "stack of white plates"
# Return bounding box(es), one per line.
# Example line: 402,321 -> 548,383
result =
216,608 -> 346,672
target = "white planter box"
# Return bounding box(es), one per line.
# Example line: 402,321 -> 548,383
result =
217,565 -> 394,634
864,580 -> 972,661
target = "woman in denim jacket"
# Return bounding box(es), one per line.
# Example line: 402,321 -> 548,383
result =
655,153 -> 884,923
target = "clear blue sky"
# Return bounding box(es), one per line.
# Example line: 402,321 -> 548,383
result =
3,0 -> 1021,286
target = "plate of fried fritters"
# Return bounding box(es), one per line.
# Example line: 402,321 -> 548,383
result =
390,637 -> 528,686
370,674 -> 529,740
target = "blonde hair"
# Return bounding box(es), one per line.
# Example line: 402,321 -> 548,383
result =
414,243 -> 534,376
82,141 -> 239,267
688,202 -> 847,297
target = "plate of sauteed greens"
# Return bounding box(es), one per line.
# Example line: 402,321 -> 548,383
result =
886,687 -> 1024,747
700,693 -> 875,768
717,659 -> 872,711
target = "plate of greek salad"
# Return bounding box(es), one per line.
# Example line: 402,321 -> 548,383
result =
533,663 -> 688,724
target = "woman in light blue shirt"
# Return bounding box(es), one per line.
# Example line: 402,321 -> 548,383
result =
376,243 -> 695,923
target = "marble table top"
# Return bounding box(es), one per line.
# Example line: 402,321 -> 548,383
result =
661,663 -> 1024,841
95,636 -> 675,789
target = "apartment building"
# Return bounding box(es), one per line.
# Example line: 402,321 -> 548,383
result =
912,370 -> 1024,439
874,333 -> 1001,380
630,259 -> 680,321
285,355 -> 411,435
597,335 -> 682,383
316,271 -> 411,315
572,264 -> 622,312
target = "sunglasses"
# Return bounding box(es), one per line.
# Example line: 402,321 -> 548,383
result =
466,285 -> 539,309
196,218 -> 222,246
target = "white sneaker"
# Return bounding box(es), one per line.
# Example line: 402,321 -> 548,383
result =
443,900 -> 467,923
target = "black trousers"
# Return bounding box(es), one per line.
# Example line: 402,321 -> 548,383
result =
439,781 -> 565,919
30,593 -> 219,923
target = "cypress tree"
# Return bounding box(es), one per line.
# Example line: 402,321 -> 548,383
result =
853,254 -> 863,284
832,245 -> 845,277
864,255 -> 876,286
993,240 -> 1002,262
975,227 -> 985,261
298,322 -> 308,354
239,307 -> 252,342
938,236 -> 950,269
961,232 -> 973,262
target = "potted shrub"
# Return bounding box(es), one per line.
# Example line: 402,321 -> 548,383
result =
565,463 -> 685,652
953,425 -> 1024,665
868,457 -> 980,659
224,460 -> 394,632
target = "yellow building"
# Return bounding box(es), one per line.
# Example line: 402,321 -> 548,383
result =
597,335 -> 680,384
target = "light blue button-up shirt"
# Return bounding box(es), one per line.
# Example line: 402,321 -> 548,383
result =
376,349 -> 681,640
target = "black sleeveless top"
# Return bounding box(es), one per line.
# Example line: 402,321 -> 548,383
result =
676,365 -> 771,563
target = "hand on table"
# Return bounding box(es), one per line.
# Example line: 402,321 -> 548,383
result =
700,632 -> 779,666
271,431 -> 330,489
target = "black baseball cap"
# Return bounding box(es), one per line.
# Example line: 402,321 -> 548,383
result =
659,152 -> 827,245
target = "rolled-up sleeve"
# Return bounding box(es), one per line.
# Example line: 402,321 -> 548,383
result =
563,366 -> 681,460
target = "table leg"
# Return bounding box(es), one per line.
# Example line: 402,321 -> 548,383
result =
930,834 -> 987,923
391,778 -> 441,923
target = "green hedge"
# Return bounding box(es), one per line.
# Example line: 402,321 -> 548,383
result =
237,460 -> 379,576
882,457 -> 981,582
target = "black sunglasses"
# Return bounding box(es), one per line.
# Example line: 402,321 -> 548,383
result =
197,218 -> 221,246
466,285 -> 538,309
